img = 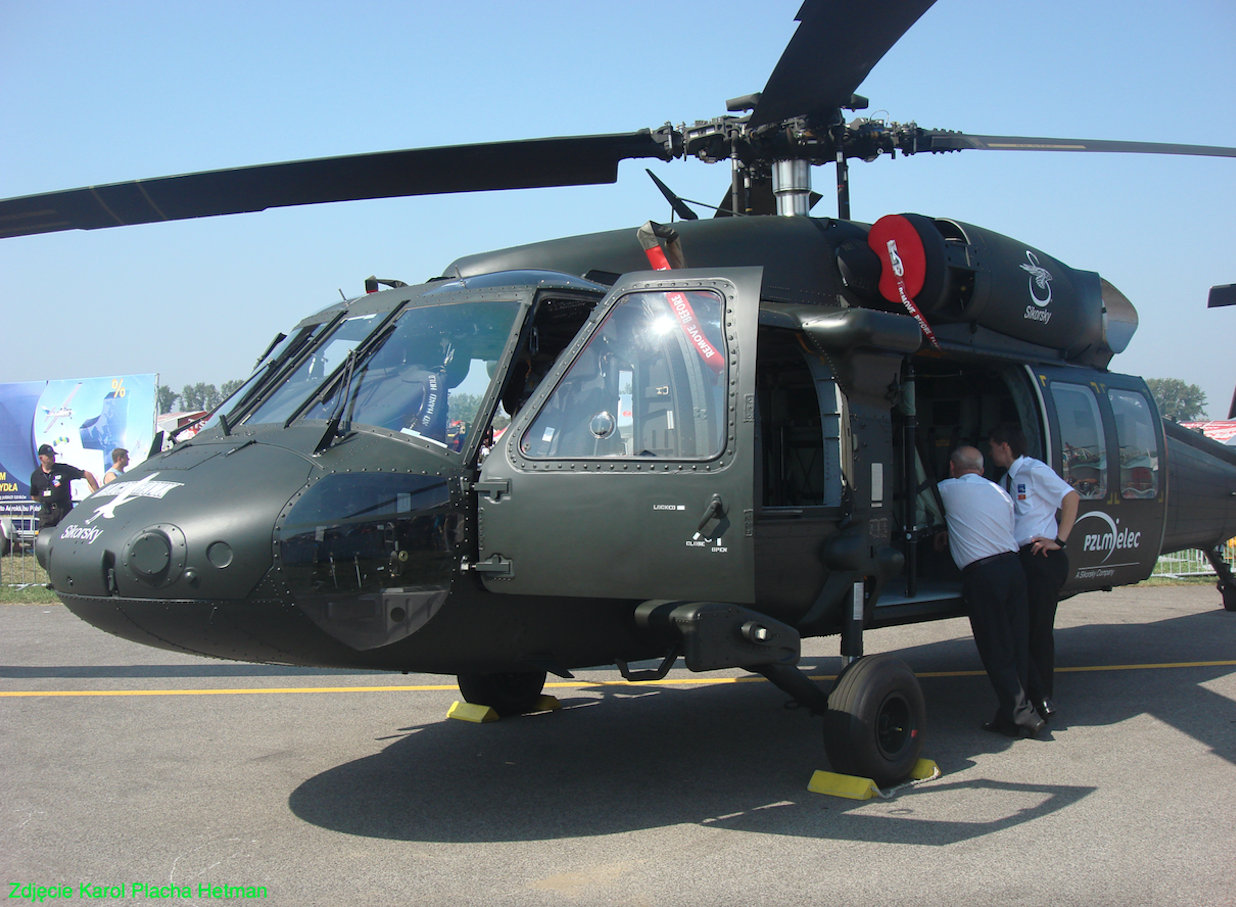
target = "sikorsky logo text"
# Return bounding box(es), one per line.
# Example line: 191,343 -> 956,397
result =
1020,250 -> 1054,324
1076,511 -> 1142,563
59,525 -> 104,544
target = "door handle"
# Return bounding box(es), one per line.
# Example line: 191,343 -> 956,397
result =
694,494 -> 727,540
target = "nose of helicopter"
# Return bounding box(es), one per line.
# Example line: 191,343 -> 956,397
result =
44,430 -> 462,662
42,439 -> 310,603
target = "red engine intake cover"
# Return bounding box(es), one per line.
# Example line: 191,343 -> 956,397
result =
868,214 -> 928,303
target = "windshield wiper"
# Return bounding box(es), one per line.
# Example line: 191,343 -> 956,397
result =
313,349 -> 361,454
286,312 -> 402,428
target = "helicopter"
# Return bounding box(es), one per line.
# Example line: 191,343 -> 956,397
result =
4,0 -> 1236,787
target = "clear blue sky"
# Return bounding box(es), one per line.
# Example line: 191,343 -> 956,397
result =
2,0 -> 1233,417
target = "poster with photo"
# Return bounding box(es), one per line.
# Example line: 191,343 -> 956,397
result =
0,374 -> 157,512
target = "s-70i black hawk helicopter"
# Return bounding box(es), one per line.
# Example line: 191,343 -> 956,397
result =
5,0 -> 1236,786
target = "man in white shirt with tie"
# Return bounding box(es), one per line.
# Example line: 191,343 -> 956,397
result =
990,423 -> 1079,722
937,446 -> 1044,738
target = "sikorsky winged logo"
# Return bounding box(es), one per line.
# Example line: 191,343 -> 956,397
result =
83,472 -> 184,524
1019,250 -> 1055,324
1020,250 -> 1054,305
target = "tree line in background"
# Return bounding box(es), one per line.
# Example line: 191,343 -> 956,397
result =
1146,378 -> 1209,423
157,381 -> 243,415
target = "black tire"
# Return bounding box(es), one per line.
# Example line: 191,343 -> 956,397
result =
823,653 -> 926,788
456,671 -> 547,716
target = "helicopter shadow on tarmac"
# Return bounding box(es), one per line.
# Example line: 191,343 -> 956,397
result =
286,602 -> 1235,845
887,602 -> 1236,766
286,676 -> 1087,847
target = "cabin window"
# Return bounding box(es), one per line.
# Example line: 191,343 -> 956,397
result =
1049,382 -> 1107,500
756,328 -> 844,508
1108,388 -> 1159,499
521,289 -> 727,459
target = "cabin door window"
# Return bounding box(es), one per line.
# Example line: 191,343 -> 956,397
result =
1108,389 -> 1160,499
520,289 -> 728,461
1048,382 -> 1108,500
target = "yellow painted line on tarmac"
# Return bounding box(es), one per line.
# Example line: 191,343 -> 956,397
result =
913,659 -> 1236,679
0,684 -> 460,698
1057,660 -> 1236,673
0,676 -> 770,698
1,659 -> 1234,698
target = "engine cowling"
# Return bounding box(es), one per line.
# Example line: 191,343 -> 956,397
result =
847,214 -> 1138,368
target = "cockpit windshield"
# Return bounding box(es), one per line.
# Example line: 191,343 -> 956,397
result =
202,324 -> 323,433
245,300 -> 522,451
244,312 -> 380,426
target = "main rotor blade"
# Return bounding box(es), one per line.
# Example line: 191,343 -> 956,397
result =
0,131 -> 674,239
903,131 -> 1236,158
750,0 -> 937,128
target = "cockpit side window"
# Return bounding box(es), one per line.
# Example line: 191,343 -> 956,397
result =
521,289 -> 727,460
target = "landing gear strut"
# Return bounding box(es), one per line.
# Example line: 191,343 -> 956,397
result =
634,596 -> 926,787
1203,545 -> 1236,612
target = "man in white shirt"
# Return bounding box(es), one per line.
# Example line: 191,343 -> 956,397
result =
937,446 -> 1044,738
103,448 -> 129,485
990,423 -> 1079,721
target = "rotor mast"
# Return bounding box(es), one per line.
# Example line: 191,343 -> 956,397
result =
772,159 -> 812,217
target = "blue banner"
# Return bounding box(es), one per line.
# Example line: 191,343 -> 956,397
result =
0,374 -> 157,513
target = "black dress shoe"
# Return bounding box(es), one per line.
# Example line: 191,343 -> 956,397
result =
1035,698 -> 1057,720
982,719 -> 1023,738
983,717 -> 1046,739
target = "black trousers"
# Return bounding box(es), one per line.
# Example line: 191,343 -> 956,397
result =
38,503 -> 68,530
962,552 -> 1038,729
1019,545 -> 1069,701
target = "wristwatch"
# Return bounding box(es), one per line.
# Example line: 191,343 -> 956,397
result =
1054,537 -> 1067,549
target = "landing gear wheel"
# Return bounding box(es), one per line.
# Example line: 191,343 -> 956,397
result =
456,671 -> 547,716
823,653 -> 925,788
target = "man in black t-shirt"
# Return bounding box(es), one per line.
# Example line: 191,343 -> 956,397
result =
30,444 -> 99,531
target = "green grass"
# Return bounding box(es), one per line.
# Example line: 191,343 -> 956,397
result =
0,552 -> 54,602
1138,575 -> 1218,587
0,583 -> 59,604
